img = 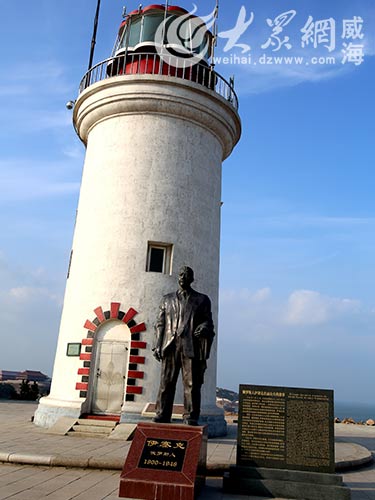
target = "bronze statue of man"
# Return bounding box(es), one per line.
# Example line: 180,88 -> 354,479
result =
152,266 -> 215,425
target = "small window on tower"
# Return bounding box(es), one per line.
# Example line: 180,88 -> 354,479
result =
146,242 -> 173,274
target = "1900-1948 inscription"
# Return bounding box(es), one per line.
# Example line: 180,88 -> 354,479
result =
138,438 -> 187,472
237,384 -> 334,473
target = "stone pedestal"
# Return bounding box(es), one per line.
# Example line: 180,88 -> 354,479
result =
223,466 -> 351,500
119,422 -> 207,500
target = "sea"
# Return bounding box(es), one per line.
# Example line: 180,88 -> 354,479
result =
334,401 -> 375,422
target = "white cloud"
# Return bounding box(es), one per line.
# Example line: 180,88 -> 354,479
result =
220,286 -> 363,338
2,61 -> 74,97
225,201 -> 375,230
221,287 -> 271,303
0,85 -> 30,97
0,60 -> 75,134
218,284 -> 374,402
15,61 -> 65,81
284,289 -> 360,326
0,259 -> 64,374
252,287 -> 271,302
63,145 -> 85,160
1,108 -> 73,134
0,159 -> 80,202
31,110 -> 72,131
219,286 -> 280,343
233,60 -> 350,95
9,286 -> 60,304
262,215 -> 375,230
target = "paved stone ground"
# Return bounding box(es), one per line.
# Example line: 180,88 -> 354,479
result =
1,402 -> 375,499
0,464 -> 284,500
0,402 -> 237,469
2,461 -> 375,500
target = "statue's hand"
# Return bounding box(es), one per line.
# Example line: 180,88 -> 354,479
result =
153,347 -> 162,362
194,326 -> 204,337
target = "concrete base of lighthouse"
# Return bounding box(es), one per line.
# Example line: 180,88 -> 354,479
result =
34,397 -> 82,428
35,399 -> 226,438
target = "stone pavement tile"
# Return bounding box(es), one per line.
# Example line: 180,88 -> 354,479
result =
0,465 -> 108,500
0,466 -> 69,500
207,443 -> 219,459
0,463 -> 29,478
72,471 -> 120,500
47,438 -> 115,456
5,468 -> 94,500
0,464 -> 42,485
228,446 -> 237,463
83,442 -> 128,459
100,444 -> 130,459
39,468 -> 117,500
56,444 -> 120,460
207,443 -> 235,465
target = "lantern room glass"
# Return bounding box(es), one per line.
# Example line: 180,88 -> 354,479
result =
117,11 -> 211,61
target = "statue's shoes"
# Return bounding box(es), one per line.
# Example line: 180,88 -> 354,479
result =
152,416 -> 171,423
183,419 -> 199,426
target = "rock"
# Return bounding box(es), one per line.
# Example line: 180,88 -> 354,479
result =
334,417 -> 341,423
342,418 -> 356,424
366,419 -> 375,426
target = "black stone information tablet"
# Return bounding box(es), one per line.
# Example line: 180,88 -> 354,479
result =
237,384 -> 334,473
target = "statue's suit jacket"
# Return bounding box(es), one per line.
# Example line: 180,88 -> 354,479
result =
153,289 -> 215,360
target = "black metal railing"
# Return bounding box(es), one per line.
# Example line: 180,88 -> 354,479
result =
79,53 -> 239,110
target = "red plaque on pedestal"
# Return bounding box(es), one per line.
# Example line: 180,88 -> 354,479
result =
119,422 -> 207,500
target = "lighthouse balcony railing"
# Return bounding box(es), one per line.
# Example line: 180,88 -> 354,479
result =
79,53 -> 238,110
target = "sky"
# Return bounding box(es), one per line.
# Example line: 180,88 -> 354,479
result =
0,0 -> 374,404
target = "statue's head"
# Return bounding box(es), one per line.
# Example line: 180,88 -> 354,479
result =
178,266 -> 194,290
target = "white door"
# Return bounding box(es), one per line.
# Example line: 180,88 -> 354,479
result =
92,341 -> 129,414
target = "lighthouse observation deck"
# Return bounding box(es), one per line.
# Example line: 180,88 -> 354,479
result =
78,4 -> 239,110
79,54 -> 238,110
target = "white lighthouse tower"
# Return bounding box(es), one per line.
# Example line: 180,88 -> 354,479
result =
35,4 -> 241,437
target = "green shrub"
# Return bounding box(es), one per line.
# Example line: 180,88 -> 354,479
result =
0,383 -> 18,399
